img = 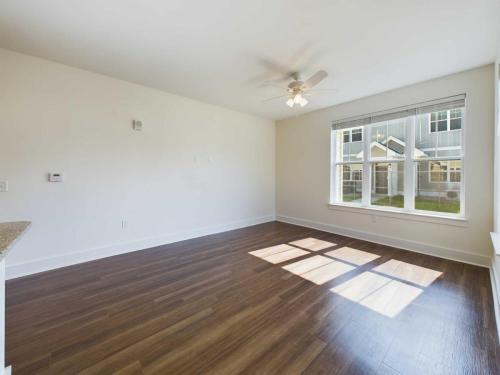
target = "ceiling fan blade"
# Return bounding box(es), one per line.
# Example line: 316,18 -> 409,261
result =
304,70 -> 328,89
304,88 -> 338,93
255,58 -> 294,82
262,94 -> 289,102
304,88 -> 338,97
261,81 -> 289,90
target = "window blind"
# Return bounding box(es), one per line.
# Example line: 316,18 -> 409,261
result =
331,94 -> 466,131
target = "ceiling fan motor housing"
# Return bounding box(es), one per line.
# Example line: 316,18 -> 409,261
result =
288,80 -> 304,94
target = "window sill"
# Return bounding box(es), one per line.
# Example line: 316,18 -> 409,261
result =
490,232 -> 500,256
328,203 -> 468,227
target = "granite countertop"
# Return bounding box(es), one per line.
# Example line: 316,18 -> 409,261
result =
0,221 -> 31,260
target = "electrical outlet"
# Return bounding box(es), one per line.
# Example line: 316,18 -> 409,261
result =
121,220 -> 128,229
0,181 -> 8,192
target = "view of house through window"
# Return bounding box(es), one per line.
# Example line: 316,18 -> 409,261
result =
332,103 -> 464,216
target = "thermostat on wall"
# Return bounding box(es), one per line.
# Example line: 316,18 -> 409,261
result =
132,120 -> 143,131
48,173 -> 63,182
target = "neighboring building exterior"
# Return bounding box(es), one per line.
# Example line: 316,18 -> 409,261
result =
340,108 -> 463,203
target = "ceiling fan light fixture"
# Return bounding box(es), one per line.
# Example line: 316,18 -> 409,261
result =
285,93 -> 308,108
264,69 -> 329,109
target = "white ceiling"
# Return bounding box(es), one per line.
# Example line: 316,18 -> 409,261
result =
0,0 -> 499,120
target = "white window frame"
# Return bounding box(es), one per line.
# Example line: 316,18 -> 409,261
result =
330,108 -> 466,220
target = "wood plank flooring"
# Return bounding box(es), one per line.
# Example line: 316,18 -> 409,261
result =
6,222 -> 500,374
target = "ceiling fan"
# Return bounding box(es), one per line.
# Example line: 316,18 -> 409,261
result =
263,70 -> 329,108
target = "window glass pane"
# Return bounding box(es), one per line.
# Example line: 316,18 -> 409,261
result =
437,120 -> 447,132
450,118 -> 461,130
337,128 -> 363,162
450,109 -> 462,119
351,128 -> 362,142
343,130 -> 350,143
371,162 -> 404,208
416,114 -> 436,158
352,170 -> 362,180
415,161 -> 460,214
336,164 -> 363,203
436,128 -> 462,157
343,165 -> 351,180
370,118 -> 406,161
429,161 -> 447,182
341,140 -> 350,162
415,108 -> 463,159
437,111 -> 447,121
449,160 -> 461,182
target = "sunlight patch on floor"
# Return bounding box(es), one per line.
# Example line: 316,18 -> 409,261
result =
300,261 -> 355,285
289,237 -> 336,251
325,247 -> 380,266
330,272 -> 422,317
282,255 -> 334,275
373,259 -> 442,287
259,248 -> 310,264
249,240 -> 440,318
248,244 -> 297,258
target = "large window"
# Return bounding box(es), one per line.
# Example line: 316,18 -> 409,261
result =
331,96 -> 465,217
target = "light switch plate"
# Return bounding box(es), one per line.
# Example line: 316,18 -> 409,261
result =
0,181 -> 8,192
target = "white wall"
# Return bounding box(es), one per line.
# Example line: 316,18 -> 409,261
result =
494,51 -> 500,234
276,65 -> 495,266
0,49 -> 275,279
491,47 -> 500,338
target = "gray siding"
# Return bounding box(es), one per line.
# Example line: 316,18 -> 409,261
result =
415,114 -> 462,157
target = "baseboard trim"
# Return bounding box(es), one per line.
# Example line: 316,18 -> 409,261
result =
276,214 -> 490,268
490,259 -> 500,342
6,215 -> 275,280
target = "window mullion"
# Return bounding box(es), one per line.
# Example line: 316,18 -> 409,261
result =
405,116 -> 416,211
362,126 -> 371,206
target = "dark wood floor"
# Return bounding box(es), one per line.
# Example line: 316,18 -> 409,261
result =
6,222 -> 500,374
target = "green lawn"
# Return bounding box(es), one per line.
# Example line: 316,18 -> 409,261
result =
372,194 -> 460,213
342,193 -> 362,202
372,195 -> 404,208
